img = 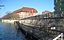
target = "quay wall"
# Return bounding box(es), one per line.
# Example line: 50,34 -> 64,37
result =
1,19 -> 38,26
2,19 -> 19,23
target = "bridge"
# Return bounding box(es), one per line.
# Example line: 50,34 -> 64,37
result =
13,15 -> 64,40
2,14 -> 64,40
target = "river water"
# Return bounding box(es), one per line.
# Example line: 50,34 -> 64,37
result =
0,21 -> 26,40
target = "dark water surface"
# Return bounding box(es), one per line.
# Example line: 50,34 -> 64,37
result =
0,21 -> 26,40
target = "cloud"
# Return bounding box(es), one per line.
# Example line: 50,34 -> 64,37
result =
51,9 -> 55,12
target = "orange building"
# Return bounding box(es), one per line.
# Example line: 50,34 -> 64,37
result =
42,10 -> 53,17
14,7 -> 38,19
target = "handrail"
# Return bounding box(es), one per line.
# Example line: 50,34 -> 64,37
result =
53,33 -> 63,40
21,16 -> 64,20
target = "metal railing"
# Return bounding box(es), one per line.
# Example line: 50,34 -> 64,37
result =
53,33 -> 63,40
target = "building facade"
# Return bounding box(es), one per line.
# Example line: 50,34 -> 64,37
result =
42,11 -> 54,17
15,7 -> 38,19
54,0 -> 64,17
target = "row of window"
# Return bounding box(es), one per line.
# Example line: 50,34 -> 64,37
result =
55,0 -> 62,3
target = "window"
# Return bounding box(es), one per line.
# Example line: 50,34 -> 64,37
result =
60,3 -> 62,5
61,8 -> 64,11
60,8 -> 61,10
56,0 -> 58,3
62,2 -> 64,6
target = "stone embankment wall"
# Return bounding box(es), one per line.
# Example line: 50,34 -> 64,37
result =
2,19 -> 18,23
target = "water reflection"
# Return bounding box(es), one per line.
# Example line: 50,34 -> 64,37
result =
0,22 -> 26,40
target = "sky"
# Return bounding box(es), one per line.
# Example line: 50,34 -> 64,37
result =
0,0 -> 54,18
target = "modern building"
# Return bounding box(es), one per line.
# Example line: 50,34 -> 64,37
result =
54,0 -> 64,17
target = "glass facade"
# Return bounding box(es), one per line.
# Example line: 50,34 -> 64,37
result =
56,0 -> 58,2
54,0 -> 64,17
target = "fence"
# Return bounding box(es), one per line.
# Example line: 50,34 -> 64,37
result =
53,33 -> 63,40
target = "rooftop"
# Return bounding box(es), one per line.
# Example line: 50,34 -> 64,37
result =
15,7 -> 38,13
